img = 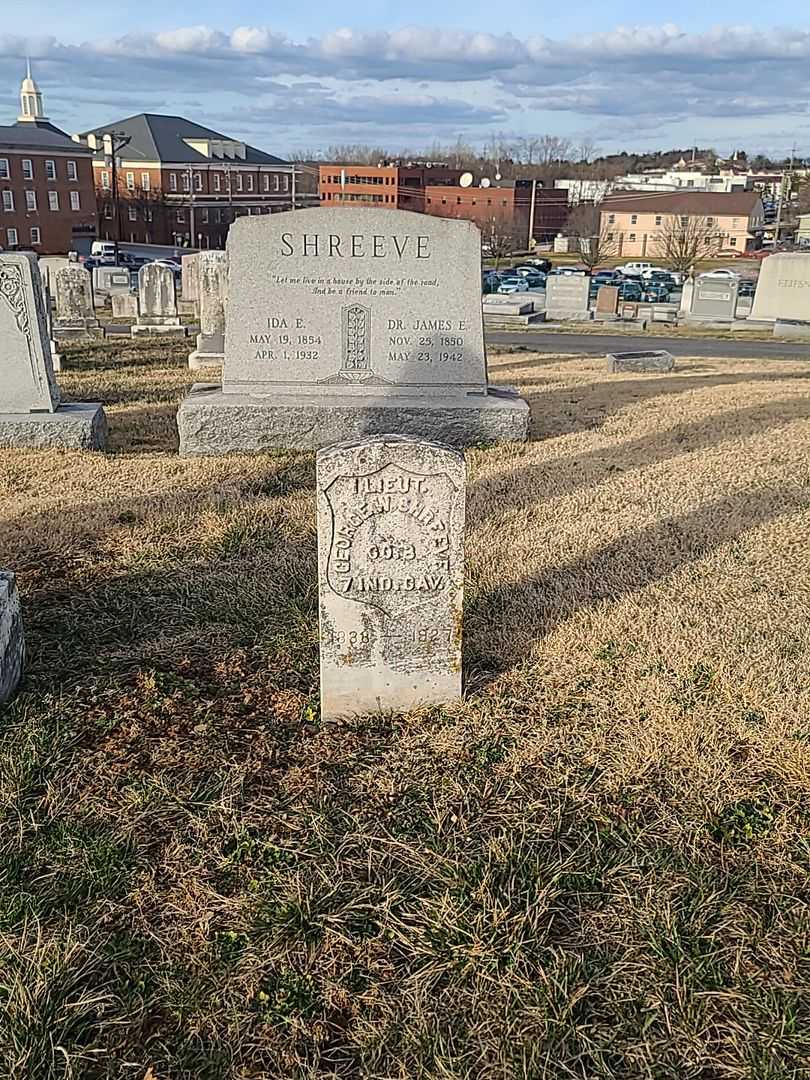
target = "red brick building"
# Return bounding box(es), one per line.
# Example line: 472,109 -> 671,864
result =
74,114 -> 303,248
319,163 -> 568,243
0,66 -> 97,254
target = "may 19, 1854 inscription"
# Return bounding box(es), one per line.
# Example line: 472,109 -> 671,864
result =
317,436 -> 465,721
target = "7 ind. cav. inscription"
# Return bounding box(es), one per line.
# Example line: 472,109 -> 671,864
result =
323,463 -> 458,617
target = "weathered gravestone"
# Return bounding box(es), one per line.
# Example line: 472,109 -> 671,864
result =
685,274 -> 738,324
317,435 -> 464,720
0,253 -> 106,449
595,285 -> 619,319
545,274 -> 592,321
132,262 -> 185,337
93,266 -> 130,297
749,253 -> 810,322
53,265 -> 103,340
188,251 -> 227,370
42,277 -> 62,372
177,208 -> 529,454
0,569 -> 24,704
181,253 -> 200,305
607,349 -> 675,374
111,291 -> 138,319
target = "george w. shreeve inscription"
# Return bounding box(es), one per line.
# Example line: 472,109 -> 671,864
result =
223,208 -> 488,397
317,436 -> 465,721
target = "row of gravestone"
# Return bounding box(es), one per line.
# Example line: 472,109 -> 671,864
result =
1,433 -> 464,719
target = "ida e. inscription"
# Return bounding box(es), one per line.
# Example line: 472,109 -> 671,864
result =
317,436 -> 464,720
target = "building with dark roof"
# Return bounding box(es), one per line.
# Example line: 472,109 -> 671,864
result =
0,65 -> 97,254
598,190 -> 765,258
74,113 -> 301,248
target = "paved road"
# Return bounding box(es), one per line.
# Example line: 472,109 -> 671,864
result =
485,330 -> 810,361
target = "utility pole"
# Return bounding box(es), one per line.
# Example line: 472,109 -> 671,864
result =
774,144 -> 796,245
527,177 -> 537,250
105,131 -> 131,264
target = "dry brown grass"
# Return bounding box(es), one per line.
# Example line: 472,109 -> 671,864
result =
1,342 -> 809,1079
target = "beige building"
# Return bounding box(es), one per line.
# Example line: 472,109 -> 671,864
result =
599,191 -> 765,258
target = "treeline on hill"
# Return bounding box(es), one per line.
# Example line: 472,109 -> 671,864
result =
292,139 -> 794,181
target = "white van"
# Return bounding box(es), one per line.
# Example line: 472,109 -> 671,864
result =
91,241 -> 116,263
616,261 -> 652,277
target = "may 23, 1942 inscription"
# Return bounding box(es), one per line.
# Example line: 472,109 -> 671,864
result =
223,208 -> 488,398
317,435 -> 465,721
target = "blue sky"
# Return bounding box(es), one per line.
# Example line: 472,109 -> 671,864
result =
1,2 -> 808,158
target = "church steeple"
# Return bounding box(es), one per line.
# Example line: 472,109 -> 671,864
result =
18,60 -> 48,124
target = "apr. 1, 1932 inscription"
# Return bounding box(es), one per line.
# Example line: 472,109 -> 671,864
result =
317,436 -> 465,721
223,207 -> 488,397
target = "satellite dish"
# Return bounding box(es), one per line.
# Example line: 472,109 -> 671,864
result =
459,172 -> 473,188
480,177 -> 491,188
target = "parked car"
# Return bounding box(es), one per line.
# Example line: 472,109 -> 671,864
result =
90,240 -> 117,264
738,280 -> 757,298
642,282 -> 671,302
548,265 -> 587,276
520,257 -> 552,273
699,269 -> 739,280
616,261 -> 652,277
619,280 -> 644,301
497,276 -> 530,294
482,270 -> 502,294
591,270 -> 621,287
513,268 -> 546,287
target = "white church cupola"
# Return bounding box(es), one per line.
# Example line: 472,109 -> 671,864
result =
18,60 -> 48,124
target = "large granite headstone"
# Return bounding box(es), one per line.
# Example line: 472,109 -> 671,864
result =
54,265 -> 103,340
545,274 -> 592,321
177,208 -> 528,453
0,254 -> 106,449
188,252 -> 227,370
686,275 -> 738,324
317,435 -> 464,720
749,253 -> 810,322
0,569 -> 24,703
132,263 -> 185,337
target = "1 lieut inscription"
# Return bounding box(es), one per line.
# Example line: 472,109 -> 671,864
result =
317,436 -> 465,720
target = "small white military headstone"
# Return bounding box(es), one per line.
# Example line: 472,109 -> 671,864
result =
53,265 -> 103,340
132,263 -> 185,337
749,253 -> 810,322
0,253 -> 106,448
188,251 -> 227,370
0,569 -> 24,703
317,435 -> 464,720
177,208 -> 528,453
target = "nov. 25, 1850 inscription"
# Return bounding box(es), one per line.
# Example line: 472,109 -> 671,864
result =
317,436 -> 465,721
223,208 -> 488,398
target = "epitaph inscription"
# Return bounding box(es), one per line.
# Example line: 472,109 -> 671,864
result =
223,208 -> 487,397
317,436 -> 464,720
0,253 -> 59,413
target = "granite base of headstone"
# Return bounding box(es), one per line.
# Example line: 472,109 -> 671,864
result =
0,254 -> 106,449
178,209 -> 529,454
53,265 -> 104,341
188,251 -> 226,370
607,350 -> 675,374
0,569 -> 24,704
317,435 -> 464,721
132,262 -> 187,337
774,318 -> 810,340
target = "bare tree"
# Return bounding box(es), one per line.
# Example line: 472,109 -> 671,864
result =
565,203 -> 618,269
482,208 -> 517,268
654,214 -> 722,271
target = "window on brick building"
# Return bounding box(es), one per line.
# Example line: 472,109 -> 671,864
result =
141,172 -> 150,190
655,215 -> 662,225
631,214 -> 637,224
129,206 -> 137,221
30,226 -> 41,245
48,191 -> 59,211
202,208 -> 209,223
214,174 -> 221,192
169,173 -> 177,191
70,191 -> 80,211
194,172 -> 202,192
144,208 -> 153,222
7,227 -> 18,246
45,160 -> 56,180
176,209 -> 185,223
274,175 -> 280,191
103,204 -> 113,218
263,175 -> 269,192
236,174 -> 243,192
22,159 -> 33,180
283,175 -> 289,192
125,172 -> 134,190
182,172 -> 190,192
101,171 -> 110,189
246,175 -> 253,191
3,190 -> 16,211
67,160 -> 78,181
0,159 -> 9,179
25,191 -> 37,211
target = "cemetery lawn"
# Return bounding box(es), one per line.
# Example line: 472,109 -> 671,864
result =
2,340 -> 810,1080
